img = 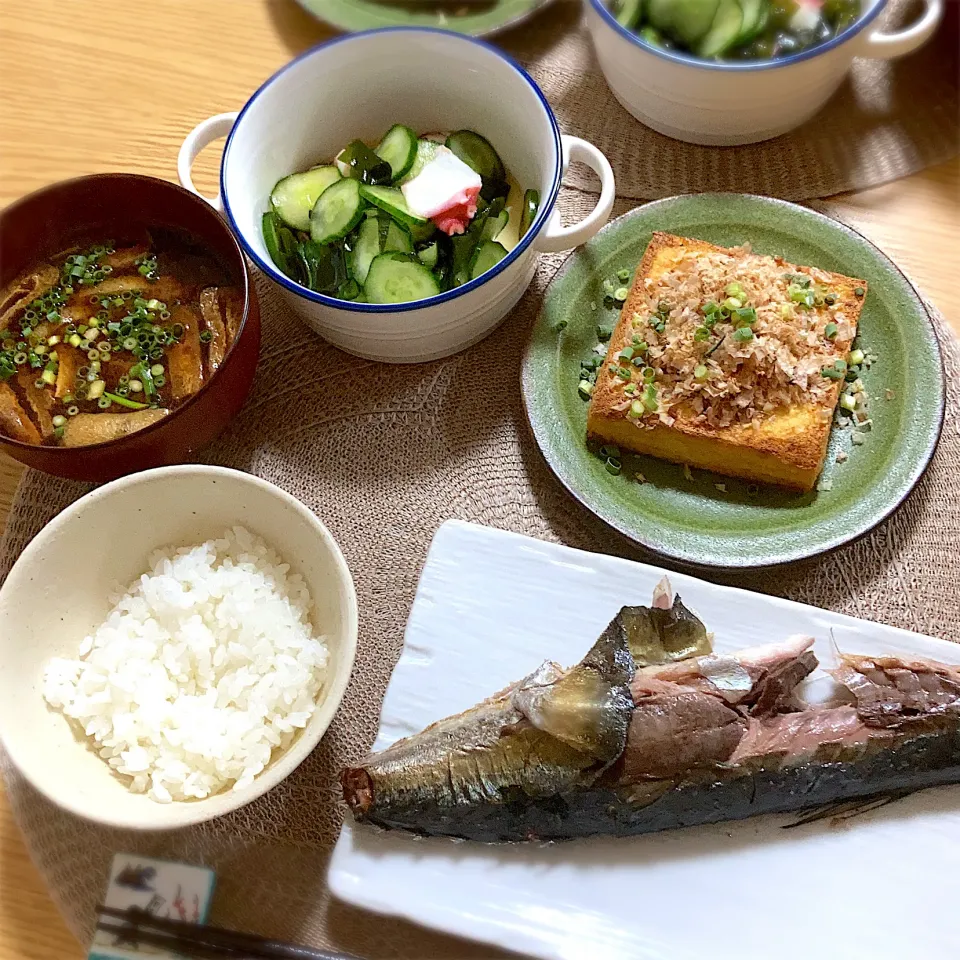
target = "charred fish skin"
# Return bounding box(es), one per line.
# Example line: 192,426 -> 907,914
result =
577,723 -> 960,841
342,626 -> 636,836
349,723 -> 960,842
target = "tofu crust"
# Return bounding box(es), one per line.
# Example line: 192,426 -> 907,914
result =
586,233 -> 867,492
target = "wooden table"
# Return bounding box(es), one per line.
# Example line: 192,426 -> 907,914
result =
0,1 -> 957,957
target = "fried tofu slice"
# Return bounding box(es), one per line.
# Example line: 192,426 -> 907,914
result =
62,409 -> 168,447
0,264 -> 59,333
0,383 -> 41,444
18,373 -> 55,440
199,287 -> 227,375
166,304 -> 205,399
587,233 -> 867,492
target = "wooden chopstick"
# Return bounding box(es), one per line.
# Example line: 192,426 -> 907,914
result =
96,905 -> 357,960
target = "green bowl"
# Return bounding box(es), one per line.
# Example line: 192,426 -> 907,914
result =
294,0 -> 553,37
521,194 -> 945,569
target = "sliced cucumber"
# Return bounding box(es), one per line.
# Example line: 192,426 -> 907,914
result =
469,241 -> 509,281
520,189 -> 540,236
348,215 -> 381,285
480,210 -> 508,244
407,219 -> 438,243
616,0 -> 644,28
376,124 -> 418,182
646,0 -> 677,32
270,166 -> 341,231
338,278 -> 361,301
445,130 -> 506,182
671,0 -> 723,45
262,212 -> 288,273
336,140 -> 392,186
735,0 -> 765,44
383,219 -> 414,254
450,233 -> 477,288
399,138 -> 442,184
359,184 -> 428,226
310,178 -> 366,245
417,242 -> 439,269
364,252 -> 441,304
697,0 -> 743,58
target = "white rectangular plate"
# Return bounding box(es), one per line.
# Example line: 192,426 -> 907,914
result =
329,521 -> 960,960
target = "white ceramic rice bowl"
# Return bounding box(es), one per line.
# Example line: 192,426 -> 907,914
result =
0,465 -> 358,830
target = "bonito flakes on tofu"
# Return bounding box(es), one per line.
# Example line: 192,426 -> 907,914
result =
587,233 -> 868,492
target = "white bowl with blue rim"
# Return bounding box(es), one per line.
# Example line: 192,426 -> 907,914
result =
585,0 -> 944,146
178,28 -> 615,363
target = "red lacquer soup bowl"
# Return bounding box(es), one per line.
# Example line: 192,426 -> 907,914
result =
0,174 -> 260,482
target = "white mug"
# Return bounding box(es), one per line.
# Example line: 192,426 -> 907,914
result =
585,0 -> 945,146
179,28 -> 615,363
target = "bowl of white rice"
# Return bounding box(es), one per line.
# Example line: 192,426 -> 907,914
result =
0,465 -> 358,829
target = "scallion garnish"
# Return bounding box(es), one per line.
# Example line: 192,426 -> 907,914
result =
642,382 -> 658,412
103,391 -> 150,410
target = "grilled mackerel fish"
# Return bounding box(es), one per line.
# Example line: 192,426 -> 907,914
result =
343,591 -> 960,842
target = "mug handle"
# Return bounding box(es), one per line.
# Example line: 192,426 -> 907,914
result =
533,135 -> 616,254
859,0 -> 943,60
177,112 -> 239,213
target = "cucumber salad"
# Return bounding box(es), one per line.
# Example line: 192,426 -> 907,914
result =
612,0 -> 861,60
261,125 -> 539,305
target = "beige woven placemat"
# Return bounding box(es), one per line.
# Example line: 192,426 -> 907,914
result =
1,191 -> 958,958
502,0 -> 958,200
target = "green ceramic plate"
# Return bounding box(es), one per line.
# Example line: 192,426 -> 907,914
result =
522,195 -> 945,569
295,0 -> 553,37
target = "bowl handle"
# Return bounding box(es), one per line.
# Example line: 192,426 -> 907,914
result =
533,136 -> 616,254
860,0 -> 943,59
177,112 -> 239,213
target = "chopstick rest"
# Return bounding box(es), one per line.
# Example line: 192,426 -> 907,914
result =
90,852 -> 357,960
89,853 -> 216,960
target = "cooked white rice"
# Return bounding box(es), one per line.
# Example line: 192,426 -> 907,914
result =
42,526 -> 329,803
